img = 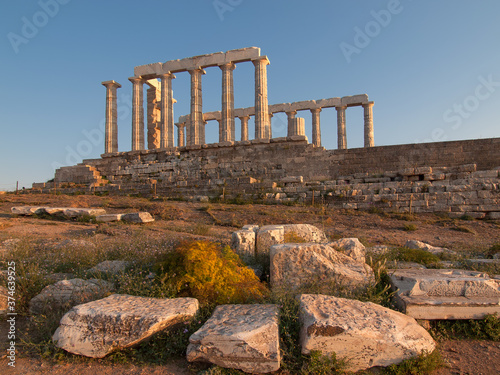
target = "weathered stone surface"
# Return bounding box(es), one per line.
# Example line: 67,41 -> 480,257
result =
11,206 -> 44,215
63,208 -> 107,218
283,224 -> 328,244
390,269 -> 500,319
96,214 -> 124,222
231,229 -> 256,259
121,212 -> 155,223
53,294 -> 199,358
281,176 -> 303,183
87,260 -> 131,275
329,238 -> 366,262
187,304 -> 280,373
0,286 -> 8,316
299,294 -> 436,372
29,278 -> 114,315
404,240 -> 456,256
270,243 -> 374,290
256,225 -> 284,256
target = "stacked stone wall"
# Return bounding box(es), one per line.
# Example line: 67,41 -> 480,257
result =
48,137 -> 500,218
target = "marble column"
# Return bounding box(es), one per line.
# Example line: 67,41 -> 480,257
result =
188,68 -> 206,145
219,62 -> 236,142
336,106 -> 347,150
252,56 -> 270,139
311,108 -> 322,147
160,73 -> 176,148
286,110 -> 297,137
101,80 -> 121,154
268,112 -> 273,139
239,116 -> 250,141
129,77 -> 145,151
176,123 -> 186,147
363,101 -> 375,147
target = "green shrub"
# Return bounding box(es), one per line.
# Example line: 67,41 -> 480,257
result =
430,314 -> 500,341
301,350 -> 348,374
388,247 -> 441,267
402,224 -> 417,232
384,350 -> 444,374
153,240 -> 269,305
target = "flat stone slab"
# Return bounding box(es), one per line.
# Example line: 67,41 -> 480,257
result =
11,206 -> 106,218
390,269 -> 500,319
187,304 -> 280,374
53,294 -> 199,358
96,214 -> 124,222
87,260 -> 131,275
121,212 -> 155,223
299,294 -> 436,372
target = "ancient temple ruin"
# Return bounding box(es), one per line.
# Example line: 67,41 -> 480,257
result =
101,47 -> 375,154
44,47 -> 500,219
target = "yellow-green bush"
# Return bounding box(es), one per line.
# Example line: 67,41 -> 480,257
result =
154,240 -> 268,305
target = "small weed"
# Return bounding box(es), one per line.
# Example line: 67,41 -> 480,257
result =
430,314 -> 500,341
192,223 -> 211,236
451,225 -> 475,234
402,224 -> 418,232
459,214 -> 474,221
301,350 -> 349,374
284,231 -> 307,243
486,243 -> 500,259
384,350 -> 444,374
386,247 -> 441,267
76,214 -> 97,223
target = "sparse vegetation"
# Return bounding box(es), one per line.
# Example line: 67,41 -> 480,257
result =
402,223 -> 418,232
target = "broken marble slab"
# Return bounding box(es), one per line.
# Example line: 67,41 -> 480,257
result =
390,269 -> 500,319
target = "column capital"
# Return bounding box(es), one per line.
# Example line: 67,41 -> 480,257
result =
218,62 -> 236,70
102,80 -> 121,88
362,101 -> 374,108
336,105 -> 347,111
159,72 -> 176,80
175,122 -> 186,128
251,56 -> 270,66
128,76 -> 144,84
188,67 -> 207,75
310,107 -> 322,113
285,110 -> 297,116
238,115 -> 250,120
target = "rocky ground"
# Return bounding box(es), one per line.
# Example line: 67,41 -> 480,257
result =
0,193 -> 499,374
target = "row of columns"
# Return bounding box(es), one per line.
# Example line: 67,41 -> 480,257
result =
102,55 -> 271,153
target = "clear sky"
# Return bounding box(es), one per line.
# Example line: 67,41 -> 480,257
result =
1,0 -> 499,190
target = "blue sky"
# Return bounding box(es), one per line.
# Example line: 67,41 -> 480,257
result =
1,0 -> 499,190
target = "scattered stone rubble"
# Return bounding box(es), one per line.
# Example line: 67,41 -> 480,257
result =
87,260 -> 131,275
187,304 -> 280,373
53,294 -> 199,358
404,240 -> 457,256
232,223 -> 328,258
299,294 -> 436,372
390,269 -> 500,320
11,206 -> 155,223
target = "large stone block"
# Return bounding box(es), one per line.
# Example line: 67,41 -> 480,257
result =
328,238 -> 366,263
231,229 -> 256,259
283,224 -> 328,244
187,304 -> 280,373
299,294 -> 436,372
53,294 -> 199,358
390,269 -> 500,319
270,243 -> 374,290
256,225 -> 284,256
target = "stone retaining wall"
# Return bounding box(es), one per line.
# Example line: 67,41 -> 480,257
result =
40,137 -> 500,217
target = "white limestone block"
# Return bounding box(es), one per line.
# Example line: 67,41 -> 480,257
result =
299,294 -> 436,372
